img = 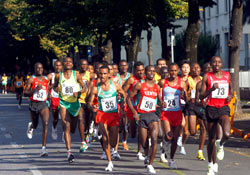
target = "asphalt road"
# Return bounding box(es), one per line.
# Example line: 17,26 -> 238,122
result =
0,94 -> 249,175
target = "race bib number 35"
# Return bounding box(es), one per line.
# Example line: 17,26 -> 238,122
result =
164,96 -> 180,110
62,84 -> 75,96
212,83 -> 229,99
140,96 -> 156,112
33,89 -> 47,101
101,96 -> 117,112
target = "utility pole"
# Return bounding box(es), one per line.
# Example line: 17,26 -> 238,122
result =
170,28 -> 175,63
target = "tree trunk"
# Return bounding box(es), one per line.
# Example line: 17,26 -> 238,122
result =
159,25 -> 170,61
104,39 -> 112,63
229,0 -> 243,113
185,0 -> 200,62
111,28 -> 124,64
147,27 -> 154,65
126,29 -> 142,63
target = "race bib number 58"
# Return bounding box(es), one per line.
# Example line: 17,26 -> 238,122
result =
140,96 -> 156,112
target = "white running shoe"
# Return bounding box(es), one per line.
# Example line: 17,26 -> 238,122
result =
40,146 -> 48,157
100,152 -> 107,160
177,136 -> 182,147
93,128 -> 98,138
105,162 -> 113,171
136,152 -> 145,161
169,159 -> 177,169
112,152 -> 121,160
147,165 -> 156,174
179,146 -> 186,155
207,163 -> 215,175
18,104 -> 21,110
160,153 -> 168,163
26,122 -> 33,139
144,156 -> 149,167
215,140 -> 224,160
213,163 -> 218,173
89,121 -> 94,134
51,127 -> 57,140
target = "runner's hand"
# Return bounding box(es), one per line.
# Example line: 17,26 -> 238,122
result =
212,83 -> 219,91
92,104 -> 98,112
133,112 -> 139,121
35,84 -> 42,91
73,92 -> 78,98
226,95 -> 233,102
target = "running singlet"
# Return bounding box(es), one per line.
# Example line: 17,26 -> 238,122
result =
137,82 -> 158,113
15,77 -> 24,88
162,77 -> 182,112
50,73 -> 59,98
117,72 -> 130,84
97,80 -> 118,113
188,76 -> 202,99
154,73 -> 161,83
79,71 -> 90,103
1,76 -> 7,84
206,71 -> 230,108
59,70 -> 79,103
30,75 -> 48,102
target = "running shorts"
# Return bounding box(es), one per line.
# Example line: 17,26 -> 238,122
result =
29,101 -> 49,113
138,112 -> 159,129
96,110 -> 120,127
206,105 -> 230,122
15,87 -> 23,94
59,99 -> 80,117
50,97 -> 60,110
161,110 -> 183,127
187,102 -> 206,121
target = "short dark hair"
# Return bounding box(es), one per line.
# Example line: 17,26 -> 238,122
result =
134,61 -> 144,69
156,58 -> 166,65
180,60 -> 190,68
119,60 -> 128,65
169,63 -> 179,69
34,62 -> 43,69
80,59 -> 88,64
160,67 -> 168,74
145,65 -> 155,72
99,65 -> 110,72
112,63 -> 118,66
191,62 -> 200,69
63,57 -> 73,62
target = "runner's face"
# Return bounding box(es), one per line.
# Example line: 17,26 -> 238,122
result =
181,63 -> 190,76
96,64 -> 103,74
119,62 -> 128,73
157,60 -> 167,73
113,65 -> 119,75
88,65 -> 94,73
191,63 -> 201,77
211,57 -> 222,72
203,63 -> 212,74
169,65 -> 179,78
146,66 -> 155,80
108,65 -> 114,78
54,61 -> 62,73
64,58 -> 73,70
99,68 -> 109,83
35,64 -> 43,76
80,60 -> 88,72
160,68 -> 169,79
135,65 -> 145,79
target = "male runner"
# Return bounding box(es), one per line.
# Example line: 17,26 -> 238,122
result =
112,63 -> 119,76
1,73 -> 8,94
201,56 -> 233,175
53,57 -> 87,163
14,72 -> 24,109
24,62 -> 50,157
159,63 -> 188,169
123,61 -> 145,160
128,65 -> 162,174
47,60 -> 63,140
154,58 -> 167,83
88,65 -> 126,171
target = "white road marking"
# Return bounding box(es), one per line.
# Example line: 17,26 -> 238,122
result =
4,133 -> 12,139
17,152 -> 28,159
1,127 -> 6,131
10,142 -> 19,148
0,104 -> 29,107
29,167 -> 43,175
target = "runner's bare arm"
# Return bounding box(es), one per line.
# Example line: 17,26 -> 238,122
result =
157,84 -> 163,107
127,82 -> 141,121
115,82 -> 127,102
90,72 -> 96,81
200,74 -> 217,98
195,81 -> 202,104
87,86 -> 98,111
76,72 -> 87,93
47,73 -> 53,91
158,79 -> 165,88
122,76 -> 133,92
52,74 -> 60,92
181,80 -> 188,102
24,77 -> 34,97
227,76 -> 234,102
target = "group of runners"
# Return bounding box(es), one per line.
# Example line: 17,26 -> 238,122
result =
20,56 -> 232,175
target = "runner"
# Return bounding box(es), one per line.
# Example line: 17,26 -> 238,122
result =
87,64 -> 94,73
47,60 -> 63,140
88,65 -> 126,171
123,61 -> 145,160
186,63 -> 206,160
24,62 -> 50,157
14,72 -> 24,109
154,58 -> 167,83
53,57 -> 87,163
127,65 -> 162,174
159,63 -> 188,169
201,56 -> 233,175
112,63 -> 119,76
1,73 -> 8,94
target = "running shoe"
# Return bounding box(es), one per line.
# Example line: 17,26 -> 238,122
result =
144,156 -> 149,167
197,151 -> 205,161
105,162 -> 113,171
179,146 -> 186,155
136,152 -> 145,161
18,104 -> 21,110
100,151 -> 107,160
122,142 -> 129,150
213,163 -> 218,173
93,128 -> 98,138
67,152 -> 74,163
112,152 -> 121,160
147,165 -> 156,174
215,140 -> 224,160
207,163 -> 215,175
89,121 -> 94,134
40,146 -> 48,157
169,159 -> 177,169
79,141 -> 88,152
26,122 -> 33,139
160,153 -> 168,163
177,136 -> 182,147
51,126 -> 57,140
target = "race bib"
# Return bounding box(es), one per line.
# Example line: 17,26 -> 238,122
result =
33,89 -> 47,101
62,83 -> 76,96
164,96 -> 180,110
51,89 -> 59,98
212,83 -> 229,99
140,96 -> 156,112
101,96 -> 117,112
191,90 -> 196,99
16,81 -> 22,87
